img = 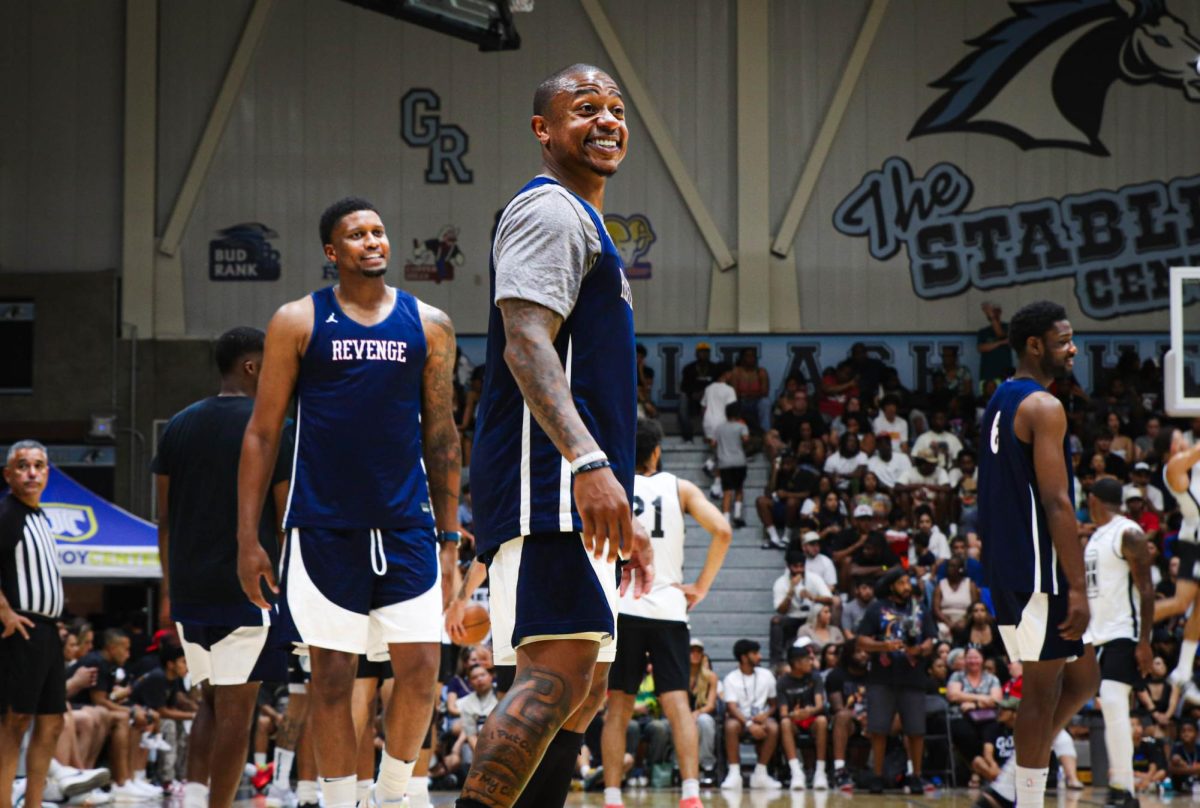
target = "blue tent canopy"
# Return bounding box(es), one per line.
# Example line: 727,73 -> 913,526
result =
35,467 -> 161,580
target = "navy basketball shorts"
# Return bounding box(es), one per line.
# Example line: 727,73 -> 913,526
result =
177,621 -> 287,686
488,532 -> 618,666
609,614 -> 690,695
993,589 -> 1086,662
278,526 -> 442,661
1097,638 -> 1142,686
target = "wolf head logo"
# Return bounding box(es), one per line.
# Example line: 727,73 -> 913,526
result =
910,0 -> 1200,155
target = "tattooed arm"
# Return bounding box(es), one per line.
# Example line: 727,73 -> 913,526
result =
420,301 -> 463,604
1123,524 -> 1155,677
499,298 -> 633,563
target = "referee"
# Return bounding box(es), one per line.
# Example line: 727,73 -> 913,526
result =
0,440 -> 66,808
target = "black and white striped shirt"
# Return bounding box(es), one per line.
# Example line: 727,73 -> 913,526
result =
0,493 -> 64,619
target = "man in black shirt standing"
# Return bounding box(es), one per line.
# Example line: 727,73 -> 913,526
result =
153,327 -> 294,808
679,342 -> 718,443
0,441 -> 68,808
856,568 -> 936,795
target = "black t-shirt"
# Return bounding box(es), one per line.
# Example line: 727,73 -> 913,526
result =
131,668 -> 186,710
1134,737 -> 1166,774
777,672 -> 824,713
983,722 -> 1015,767
70,650 -> 121,707
681,360 -> 718,398
777,466 -> 818,497
823,666 -> 866,709
856,597 -> 937,688
1172,741 -> 1200,789
852,537 -> 901,570
151,396 -> 294,622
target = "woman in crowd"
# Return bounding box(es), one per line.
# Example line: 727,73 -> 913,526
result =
932,557 -> 977,639
953,601 -> 1004,659
796,605 -> 845,660
946,647 -> 1003,786
1138,657 -> 1181,741
688,643 -> 720,783
1104,410 -> 1136,461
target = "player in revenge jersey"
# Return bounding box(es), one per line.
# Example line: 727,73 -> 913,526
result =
1085,478 -> 1154,808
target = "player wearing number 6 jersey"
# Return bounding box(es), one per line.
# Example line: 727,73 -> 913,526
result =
975,301 -> 1098,808
601,419 -> 732,808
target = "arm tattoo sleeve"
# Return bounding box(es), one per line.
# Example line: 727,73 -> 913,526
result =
421,306 -> 462,531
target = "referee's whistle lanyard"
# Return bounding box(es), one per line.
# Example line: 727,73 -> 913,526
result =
370,529 -> 388,576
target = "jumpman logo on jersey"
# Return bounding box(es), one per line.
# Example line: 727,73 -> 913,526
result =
326,313 -> 338,324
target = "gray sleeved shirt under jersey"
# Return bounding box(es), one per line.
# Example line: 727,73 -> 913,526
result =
492,179 -> 604,318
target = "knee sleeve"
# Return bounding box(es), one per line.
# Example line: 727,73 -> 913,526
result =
1052,728 -> 1076,760
1099,679 -> 1135,791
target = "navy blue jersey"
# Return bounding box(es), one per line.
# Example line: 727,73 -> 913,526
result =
978,377 -> 1075,594
471,177 -> 637,554
284,286 -> 434,531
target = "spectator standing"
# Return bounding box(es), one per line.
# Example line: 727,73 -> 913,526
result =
0,441 -> 69,808
940,345 -> 973,400
730,348 -> 772,432
848,344 -> 888,403
771,552 -> 834,668
856,568 -> 937,794
720,640 -> 782,790
777,641 -> 829,790
977,302 -> 1014,388
679,343 -> 718,443
714,402 -> 750,527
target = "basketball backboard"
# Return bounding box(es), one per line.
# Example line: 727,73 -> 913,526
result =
340,0 -> 522,51
1166,266 -> 1200,417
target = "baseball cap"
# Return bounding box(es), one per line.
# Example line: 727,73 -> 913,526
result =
689,638 -> 704,650
1133,461 -> 1151,472
802,531 -> 821,544
853,504 -> 875,518
1123,488 -> 1145,503
788,637 -> 815,660
696,341 -> 711,351
914,447 -> 939,463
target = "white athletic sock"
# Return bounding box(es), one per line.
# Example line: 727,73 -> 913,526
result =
834,759 -> 845,771
754,763 -> 769,776
790,758 -> 803,774
319,775 -> 357,808
296,779 -> 319,804
1100,679 -> 1136,792
182,782 -> 209,808
274,748 -> 295,787
376,752 -> 414,804
254,753 -> 268,767
906,759 -> 914,775
407,775 -> 429,795
1178,640 -> 1199,679
816,759 -> 826,773
1015,766 -> 1048,808
993,756 -> 1017,801
356,779 -> 371,805
768,525 -> 781,544
134,769 -> 147,781
604,785 -> 624,805
734,501 -> 744,519
681,778 -> 700,799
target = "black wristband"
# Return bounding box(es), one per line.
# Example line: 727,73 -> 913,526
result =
572,459 -> 612,475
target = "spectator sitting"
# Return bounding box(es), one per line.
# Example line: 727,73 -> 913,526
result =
895,449 -> 952,523
829,397 -> 865,443
771,551 -> 834,669
457,664 -> 498,770
757,451 -> 816,549
1170,721 -> 1200,792
1137,657 -> 1179,741
1132,719 -> 1168,792
913,506 -> 951,561
953,601 -> 1004,659
947,647 -> 1003,783
819,362 -> 859,421
1103,410 -> 1136,461
1135,417 -> 1162,466
935,536 -> 985,586
872,396 -> 909,452
1126,461 -> 1165,513
770,389 -> 827,457
970,695 -> 1018,788
777,640 -> 830,791
840,578 -> 876,640
846,527 -> 902,591
713,402 -> 750,528
730,347 -> 772,432
626,667 -> 672,786
636,343 -> 658,419
1124,490 -> 1161,542
855,471 -> 892,516
799,531 -> 839,595
868,434 -> 912,492
940,345 -> 973,400
810,489 -> 848,546
796,605 -> 845,661
826,642 -> 870,790
855,568 -> 937,794
910,410 -> 963,472
130,645 -> 193,784
1094,433 -> 1130,479
824,433 -> 867,494
679,343 -> 718,443
721,640 -> 782,790
932,557 -> 978,639
951,450 -> 980,539
687,641 -> 719,786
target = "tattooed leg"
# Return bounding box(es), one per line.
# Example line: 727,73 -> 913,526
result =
459,639 -> 599,807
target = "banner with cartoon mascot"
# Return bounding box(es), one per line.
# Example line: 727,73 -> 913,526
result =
34,468 -> 161,580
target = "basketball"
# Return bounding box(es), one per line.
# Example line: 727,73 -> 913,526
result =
460,603 -> 491,645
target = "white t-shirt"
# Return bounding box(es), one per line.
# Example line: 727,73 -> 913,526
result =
701,381 -> 738,440
910,430 -> 963,471
722,667 -> 777,718
872,413 -> 909,447
868,452 -> 913,488
804,552 -> 839,590
824,451 -> 868,477
1122,483 -> 1164,513
459,689 -> 499,737
772,569 -> 833,620
899,465 -> 950,488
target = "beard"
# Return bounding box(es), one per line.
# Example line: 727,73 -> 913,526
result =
362,266 -> 388,278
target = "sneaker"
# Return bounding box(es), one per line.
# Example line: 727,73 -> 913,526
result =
812,769 -> 829,790
252,763 -> 275,791
709,483 -> 722,499
703,458 -> 716,478
733,517 -> 747,529
749,769 -> 782,789
790,767 -> 806,791
44,780 -> 66,803
679,798 -> 703,808
974,785 -> 1016,808
13,779 -> 26,808
67,789 -> 113,806
267,782 -> 299,808
56,766 -> 112,797
834,768 -> 853,794
721,769 -> 743,790
109,782 -> 149,802
1104,787 -> 1140,808
131,779 -> 163,799
906,775 -> 934,795
699,767 -> 717,788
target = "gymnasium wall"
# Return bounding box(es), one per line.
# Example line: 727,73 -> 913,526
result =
3,0 -> 1194,339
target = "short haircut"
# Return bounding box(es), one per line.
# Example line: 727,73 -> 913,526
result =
6,439 -> 47,464
102,628 -> 129,648
214,327 -> 265,375
319,196 -> 378,246
950,534 -> 967,546
784,549 -> 806,566
732,638 -> 760,661
533,63 -> 609,117
635,418 -> 663,467
468,664 -> 491,678
1009,300 -> 1068,356
880,395 -> 899,409
1091,477 -> 1124,507
725,401 -> 740,419
160,644 -> 186,665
